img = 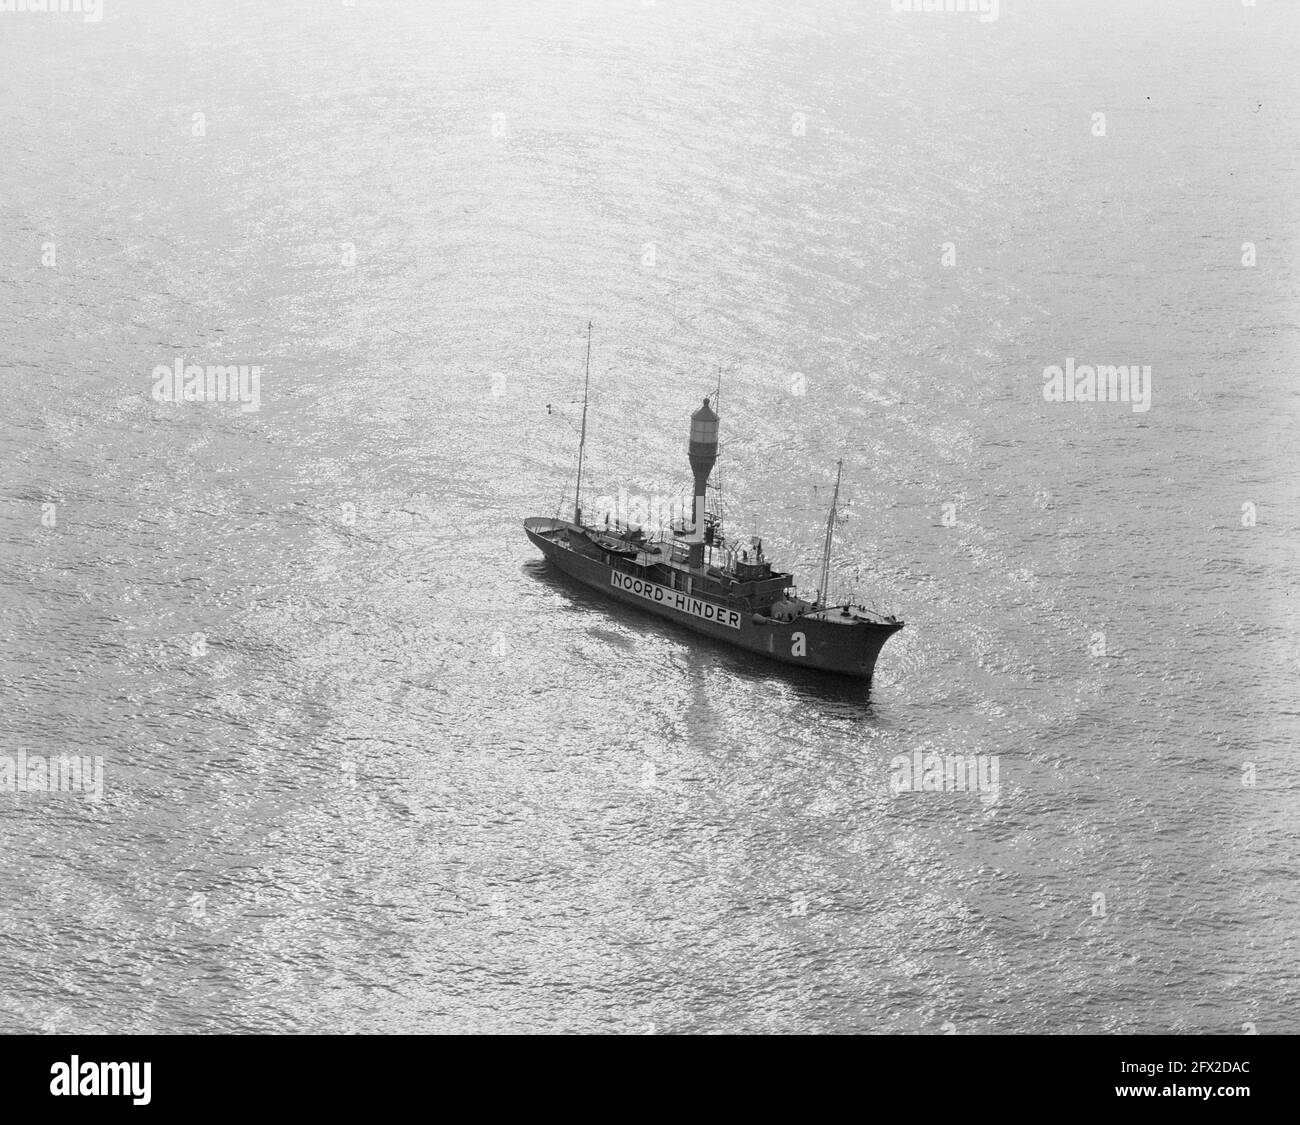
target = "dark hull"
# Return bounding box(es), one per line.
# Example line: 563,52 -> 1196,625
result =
525,519 -> 902,680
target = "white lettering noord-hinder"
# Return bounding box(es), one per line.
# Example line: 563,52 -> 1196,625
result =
611,570 -> 742,630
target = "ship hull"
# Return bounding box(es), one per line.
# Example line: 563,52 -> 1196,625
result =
525,518 -> 902,680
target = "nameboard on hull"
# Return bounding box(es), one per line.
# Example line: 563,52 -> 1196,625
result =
611,570 -> 742,630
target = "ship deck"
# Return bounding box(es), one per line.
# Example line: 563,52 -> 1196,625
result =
524,516 -> 901,627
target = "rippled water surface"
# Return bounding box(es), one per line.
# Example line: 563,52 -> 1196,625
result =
1,0 -> 1297,1033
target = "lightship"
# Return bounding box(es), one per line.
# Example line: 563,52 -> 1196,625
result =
524,327 -> 903,680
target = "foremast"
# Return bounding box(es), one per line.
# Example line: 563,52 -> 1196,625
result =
817,459 -> 843,608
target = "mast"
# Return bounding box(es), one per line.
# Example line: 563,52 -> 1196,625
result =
685,397 -> 719,564
712,368 -> 723,540
818,459 -> 842,608
573,321 -> 592,525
